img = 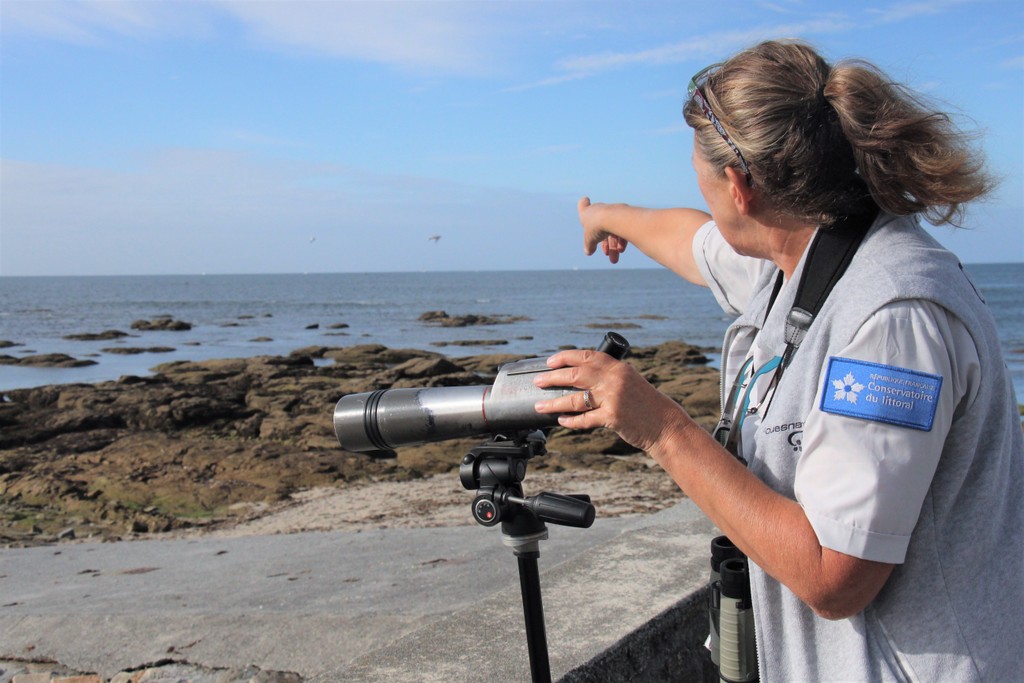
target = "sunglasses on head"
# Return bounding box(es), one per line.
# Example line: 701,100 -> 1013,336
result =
687,64 -> 755,188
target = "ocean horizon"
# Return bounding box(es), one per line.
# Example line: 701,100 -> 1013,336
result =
2,265 -> 1022,401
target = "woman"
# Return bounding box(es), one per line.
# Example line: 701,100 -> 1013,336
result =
534,40 -> 1023,681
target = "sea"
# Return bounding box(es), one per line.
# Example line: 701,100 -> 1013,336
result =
1,265 -> 1022,402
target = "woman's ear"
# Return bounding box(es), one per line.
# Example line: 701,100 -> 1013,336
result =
724,166 -> 756,216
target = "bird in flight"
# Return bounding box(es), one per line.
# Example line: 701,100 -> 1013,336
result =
428,235 -> 441,243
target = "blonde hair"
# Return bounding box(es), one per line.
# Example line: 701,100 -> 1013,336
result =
683,40 -> 993,226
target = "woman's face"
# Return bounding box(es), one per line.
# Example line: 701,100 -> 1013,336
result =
692,139 -> 751,255
692,133 -> 820,275
692,134 -> 778,261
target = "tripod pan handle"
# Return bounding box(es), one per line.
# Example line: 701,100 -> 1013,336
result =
526,492 -> 596,528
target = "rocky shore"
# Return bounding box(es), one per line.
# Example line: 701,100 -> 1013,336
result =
0,340 -> 719,547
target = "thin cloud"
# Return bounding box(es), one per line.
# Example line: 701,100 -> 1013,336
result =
866,0 -> 980,24
216,1 -> 501,75
503,71 -> 591,93
512,0 -> 990,92
429,143 -> 581,166
1,0 -> 506,76
649,122 -> 691,137
755,1 -> 808,15
224,129 -> 304,149
511,17 -> 852,91
915,80 -> 943,93
0,0 -> 208,44
559,18 -> 850,72
1002,55 -> 1024,70
522,144 -> 582,158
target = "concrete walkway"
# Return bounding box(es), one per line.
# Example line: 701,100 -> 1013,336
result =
0,501 -> 717,682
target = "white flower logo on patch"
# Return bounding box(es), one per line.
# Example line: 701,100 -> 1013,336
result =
832,372 -> 865,404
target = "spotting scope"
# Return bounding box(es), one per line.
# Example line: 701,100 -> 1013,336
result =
333,332 -> 630,453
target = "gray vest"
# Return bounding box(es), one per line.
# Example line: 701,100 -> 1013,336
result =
721,213 -> 1024,682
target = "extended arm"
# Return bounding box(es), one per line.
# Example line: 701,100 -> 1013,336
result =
578,197 -> 712,286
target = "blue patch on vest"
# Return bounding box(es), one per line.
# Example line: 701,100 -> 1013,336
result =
820,357 -> 942,431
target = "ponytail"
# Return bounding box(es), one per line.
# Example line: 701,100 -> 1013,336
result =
826,60 -> 992,226
685,40 -> 993,227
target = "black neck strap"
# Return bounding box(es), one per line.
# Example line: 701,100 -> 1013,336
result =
795,208 -> 877,315
762,203 -> 879,413
785,205 -> 878,346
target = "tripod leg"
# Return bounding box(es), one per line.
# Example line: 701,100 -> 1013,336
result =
517,552 -> 552,683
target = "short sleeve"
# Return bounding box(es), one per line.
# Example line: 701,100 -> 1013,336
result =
794,300 -> 979,564
692,221 -> 771,317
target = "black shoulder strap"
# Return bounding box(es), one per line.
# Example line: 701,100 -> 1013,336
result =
783,204 -> 879,353
756,204 -> 878,419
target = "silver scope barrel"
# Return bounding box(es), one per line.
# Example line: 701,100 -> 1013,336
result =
333,358 -> 574,453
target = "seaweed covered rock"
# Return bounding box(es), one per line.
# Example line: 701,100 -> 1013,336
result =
0,341 -> 717,545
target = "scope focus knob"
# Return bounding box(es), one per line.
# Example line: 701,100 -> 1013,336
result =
596,332 -> 630,360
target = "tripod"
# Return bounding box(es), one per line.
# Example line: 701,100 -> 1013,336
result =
460,430 -> 596,683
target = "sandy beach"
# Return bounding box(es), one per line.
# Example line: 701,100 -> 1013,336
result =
178,460 -> 686,539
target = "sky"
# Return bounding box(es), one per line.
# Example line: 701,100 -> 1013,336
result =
1,0 -> 1022,276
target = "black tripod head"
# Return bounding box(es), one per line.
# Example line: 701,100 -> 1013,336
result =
459,430 -> 595,536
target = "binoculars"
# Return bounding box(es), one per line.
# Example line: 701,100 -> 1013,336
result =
709,535 -> 758,683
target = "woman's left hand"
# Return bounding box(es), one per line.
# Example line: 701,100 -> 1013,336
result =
532,348 -> 691,454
